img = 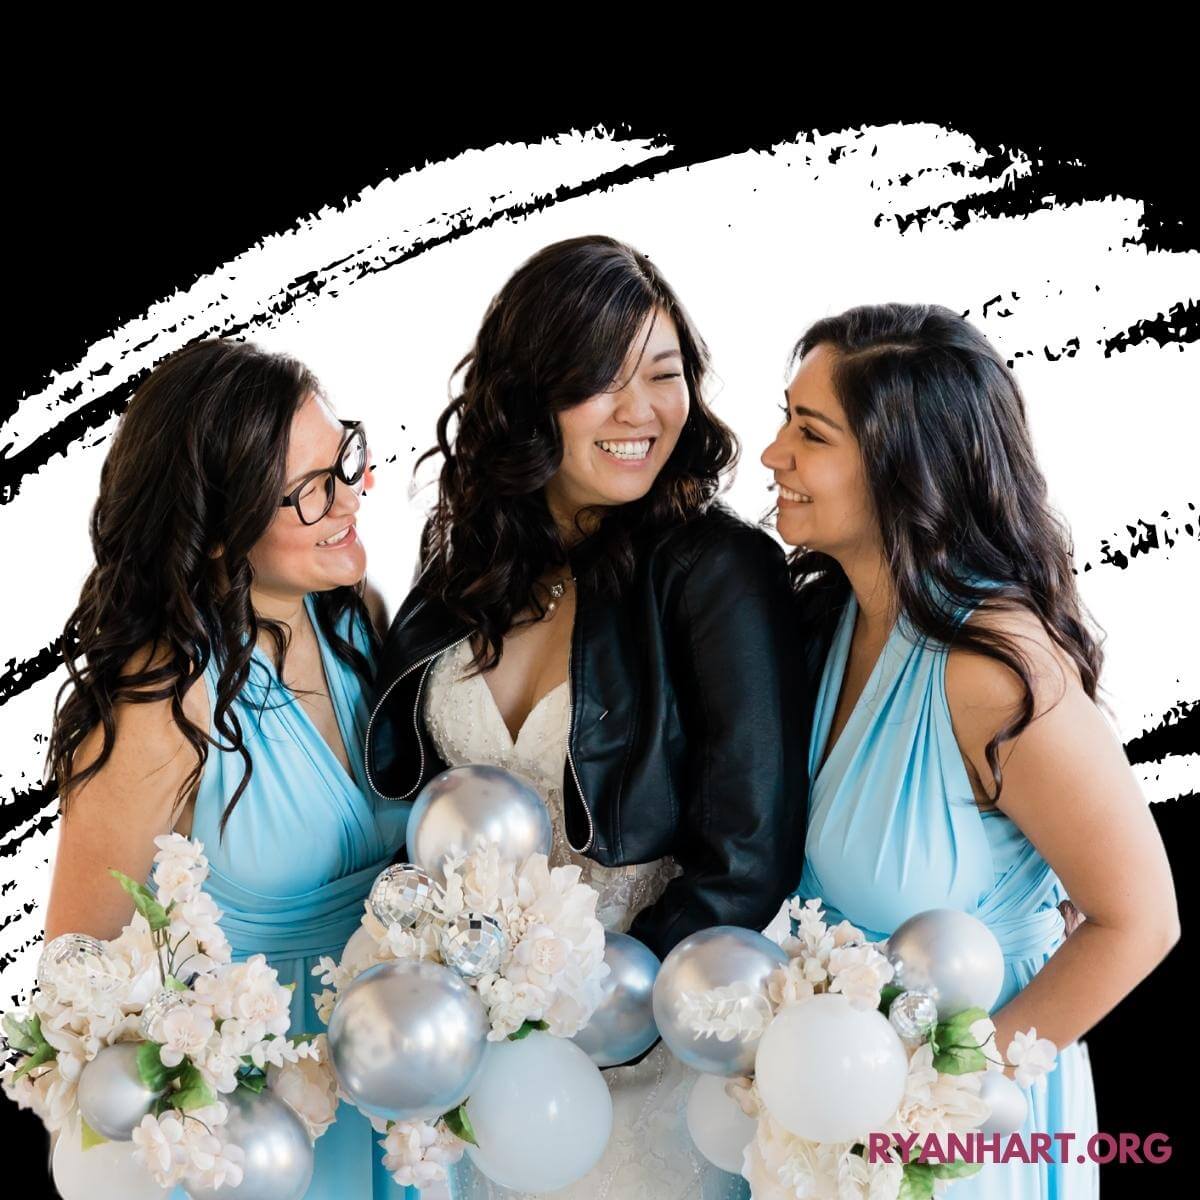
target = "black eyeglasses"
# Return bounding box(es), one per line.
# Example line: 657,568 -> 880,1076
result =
279,420 -> 369,526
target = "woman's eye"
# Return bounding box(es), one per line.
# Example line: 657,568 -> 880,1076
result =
801,425 -> 824,443
654,372 -> 682,382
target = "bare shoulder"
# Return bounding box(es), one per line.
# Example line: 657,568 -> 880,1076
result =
68,641 -> 209,793
944,600 -> 1088,785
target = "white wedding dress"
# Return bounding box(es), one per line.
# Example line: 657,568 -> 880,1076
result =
423,637 -> 749,1200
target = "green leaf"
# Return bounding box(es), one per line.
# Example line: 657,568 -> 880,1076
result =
930,1159 -> 984,1179
171,1062 -> 217,1111
933,1044 -> 988,1075
80,1117 -> 108,1149
236,1072 -> 267,1094
939,1007 -> 989,1042
2,1012 -> 39,1055
109,869 -> 171,932
878,984 -> 903,1014
137,1042 -> 181,1093
506,1019 -> 549,1041
164,974 -> 189,992
441,1103 -> 479,1147
12,1042 -> 56,1081
899,1163 -> 935,1200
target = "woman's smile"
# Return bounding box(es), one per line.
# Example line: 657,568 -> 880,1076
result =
595,436 -> 658,466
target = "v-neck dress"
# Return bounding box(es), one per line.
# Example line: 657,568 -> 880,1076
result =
794,587 -> 1099,1198
150,594 -> 417,1200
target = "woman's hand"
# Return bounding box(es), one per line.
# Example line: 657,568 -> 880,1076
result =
946,604 -> 1180,1051
42,646 -> 206,945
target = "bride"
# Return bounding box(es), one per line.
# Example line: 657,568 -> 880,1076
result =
364,235 -> 811,1199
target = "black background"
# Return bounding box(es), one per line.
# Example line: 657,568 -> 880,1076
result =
4,94 -> 1193,1197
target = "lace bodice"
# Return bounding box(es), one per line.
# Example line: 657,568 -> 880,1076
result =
423,637 -> 682,932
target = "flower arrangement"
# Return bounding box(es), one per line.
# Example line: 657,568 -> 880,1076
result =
1,834 -> 331,1194
678,899 -> 1059,1200
312,840 -> 610,1189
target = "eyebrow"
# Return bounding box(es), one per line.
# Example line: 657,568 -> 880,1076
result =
651,348 -> 682,362
783,390 -> 845,432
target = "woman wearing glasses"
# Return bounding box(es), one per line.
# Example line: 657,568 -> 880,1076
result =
41,339 -> 419,1199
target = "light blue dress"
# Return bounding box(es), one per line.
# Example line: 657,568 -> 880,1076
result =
149,594 -> 419,1200
794,584 -> 1100,1198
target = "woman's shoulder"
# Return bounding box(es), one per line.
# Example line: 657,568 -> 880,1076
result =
652,500 -> 788,578
945,595 -> 1085,731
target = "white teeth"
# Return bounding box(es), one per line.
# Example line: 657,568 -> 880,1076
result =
317,526 -> 351,546
597,438 -> 652,460
778,485 -> 813,502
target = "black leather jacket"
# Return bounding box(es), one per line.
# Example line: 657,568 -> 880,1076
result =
365,499 -> 811,979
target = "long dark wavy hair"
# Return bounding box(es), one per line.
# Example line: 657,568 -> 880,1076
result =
48,338 -> 379,840
414,234 -> 739,672
785,302 -> 1104,806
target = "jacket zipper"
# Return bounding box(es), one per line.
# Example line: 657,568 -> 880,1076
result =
564,636 -> 596,854
363,632 -> 473,801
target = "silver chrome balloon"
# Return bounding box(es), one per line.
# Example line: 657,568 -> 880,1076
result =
369,862 -> 443,931
441,911 -> 509,978
978,1070 -> 1029,1135
652,926 -> 788,1076
183,1088 -> 314,1200
407,765 -> 553,882
327,959 -> 489,1122
138,986 -> 191,1041
888,989 -> 939,1042
75,1043 -> 162,1141
572,932 -> 661,1067
886,908 -> 1005,1019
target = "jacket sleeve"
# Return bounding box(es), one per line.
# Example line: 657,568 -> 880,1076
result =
626,523 -> 810,963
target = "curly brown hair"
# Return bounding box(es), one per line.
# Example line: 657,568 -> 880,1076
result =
414,234 -> 739,672
47,338 -> 379,840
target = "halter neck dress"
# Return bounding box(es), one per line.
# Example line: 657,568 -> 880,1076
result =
149,594 -> 417,1200
794,585 -> 1100,1198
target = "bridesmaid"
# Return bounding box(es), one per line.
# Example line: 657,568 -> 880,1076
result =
42,339 -> 417,1199
761,302 -> 1179,1198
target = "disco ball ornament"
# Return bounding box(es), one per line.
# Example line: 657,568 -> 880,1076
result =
138,986 -> 191,1040
888,990 -> 939,1042
38,933 -> 121,994
369,863 -> 443,931
441,911 -> 509,978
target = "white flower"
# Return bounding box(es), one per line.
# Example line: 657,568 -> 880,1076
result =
677,982 -> 772,1043
157,1003 -> 216,1068
1005,1028 -> 1057,1087
132,1110 -> 189,1185
836,1145 -> 904,1200
968,1016 -> 1002,1070
827,944 -> 895,1011
725,1075 -> 762,1118
767,959 -> 817,1010
380,1117 -> 466,1187
268,1036 -> 339,1139
892,1043 -> 990,1138
168,890 -> 229,957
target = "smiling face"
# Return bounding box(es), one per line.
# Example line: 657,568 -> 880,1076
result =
544,306 -> 690,535
246,391 -> 373,607
760,342 -> 878,557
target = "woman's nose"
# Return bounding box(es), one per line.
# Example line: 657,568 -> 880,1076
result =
613,383 -> 655,425
761,436 -> 793,471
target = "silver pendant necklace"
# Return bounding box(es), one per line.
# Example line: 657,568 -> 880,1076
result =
544,575 -> 576,618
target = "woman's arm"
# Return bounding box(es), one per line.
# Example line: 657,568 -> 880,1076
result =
626,524 -> 809,959
42,649 -> 207,945
945,606 -> 1180,1058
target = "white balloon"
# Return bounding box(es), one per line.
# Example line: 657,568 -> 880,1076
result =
979,1071 -> 1029,1135
686,1073 -> 756,1175
51,1115 -> 163,1200
754,994 -> 909,1144
465,1032 -> 613,1192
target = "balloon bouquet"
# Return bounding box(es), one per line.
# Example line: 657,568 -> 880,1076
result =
656,898 -> 1060,1199
1,834 -> 331,1200
314,764 -> 664,1194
